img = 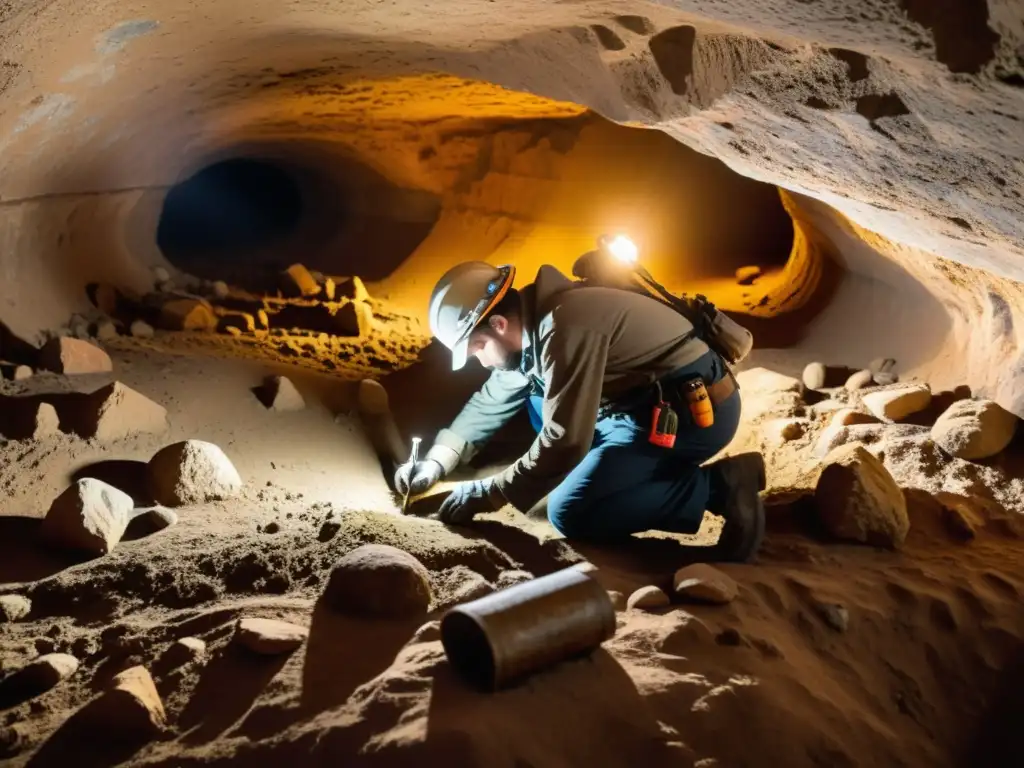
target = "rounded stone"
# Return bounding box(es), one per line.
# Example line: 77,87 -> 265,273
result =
325,544 -> 432,618
626,585 -> 670,611
148,440 -> 242,506
802,362 -> 827,390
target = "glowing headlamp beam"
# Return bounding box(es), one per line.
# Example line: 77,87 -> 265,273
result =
604,234 -> 638,264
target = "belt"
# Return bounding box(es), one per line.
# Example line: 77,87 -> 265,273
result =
695,370 -> 738,405
600,368 -> 738,419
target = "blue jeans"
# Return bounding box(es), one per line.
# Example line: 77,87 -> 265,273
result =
527,351 -> 741,541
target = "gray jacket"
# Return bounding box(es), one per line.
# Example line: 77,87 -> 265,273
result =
425,265 -> 710,512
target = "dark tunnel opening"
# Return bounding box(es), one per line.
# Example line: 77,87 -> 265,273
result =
157,158 -> 306,256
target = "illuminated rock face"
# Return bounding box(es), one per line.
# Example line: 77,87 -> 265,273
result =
0,2 -> 1021,415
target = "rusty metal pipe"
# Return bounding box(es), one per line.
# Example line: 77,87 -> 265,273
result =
440,564 -> 616,691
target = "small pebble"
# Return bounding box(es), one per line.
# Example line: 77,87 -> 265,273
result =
844,369 -> 873,391
816,602 -> 849,632
802,362 -> 827,390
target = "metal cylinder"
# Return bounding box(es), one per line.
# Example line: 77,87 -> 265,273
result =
440,564 -> 616,692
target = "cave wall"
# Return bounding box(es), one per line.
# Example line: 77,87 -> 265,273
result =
0,0 -> 1022,413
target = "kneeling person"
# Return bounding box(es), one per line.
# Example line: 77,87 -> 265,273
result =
396,261 -> 766,562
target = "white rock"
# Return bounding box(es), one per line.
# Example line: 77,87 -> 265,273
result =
130,320 -> 155,339
862,383 -> 931,422
212,281 -> 230,299
931,398 -> 1018,460
868,357 -> 896,375
802,362 -> 827,390
0,594 -> 31,622
148,440 -> 243,506
153,266 -> 171,284
40,478 -> 133,556
844,369 -> 873,391
13,365 -> 32,381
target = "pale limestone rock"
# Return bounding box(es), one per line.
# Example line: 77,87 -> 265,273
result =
931,398 -> 1018,460
862,383 -> 931,421
148,440 -> 242,506
40,479 -> 133,556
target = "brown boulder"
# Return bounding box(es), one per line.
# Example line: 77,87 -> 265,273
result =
930,398 -> 1018,460
40,478 -> 133,556
814,443 -> 909,548
147,440 -> 243,506
325,544 -> 432,618
60,382 -> 168,441
39,337 -> 112,375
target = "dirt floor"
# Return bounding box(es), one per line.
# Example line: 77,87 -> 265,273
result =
1,322 -> 1023,767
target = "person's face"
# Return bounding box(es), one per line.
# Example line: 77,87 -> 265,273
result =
466,314 -> 521,371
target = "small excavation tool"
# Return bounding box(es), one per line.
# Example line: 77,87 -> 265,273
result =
401,436 -> 421,514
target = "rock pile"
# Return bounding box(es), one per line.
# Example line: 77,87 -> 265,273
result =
85,262 -> 376,346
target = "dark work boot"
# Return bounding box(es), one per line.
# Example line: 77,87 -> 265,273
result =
706,452 -> 767,563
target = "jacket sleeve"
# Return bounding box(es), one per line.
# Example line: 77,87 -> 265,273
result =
492,319 -> 610,512
425,368 -> 532,474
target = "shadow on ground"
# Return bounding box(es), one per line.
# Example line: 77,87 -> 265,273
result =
0,517 -> 79,585
71,460 -> 154,506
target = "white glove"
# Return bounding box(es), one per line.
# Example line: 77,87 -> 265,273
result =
394,459 -> 444,495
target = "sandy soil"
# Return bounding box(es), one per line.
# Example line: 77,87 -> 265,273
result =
2,329 -> 1023,768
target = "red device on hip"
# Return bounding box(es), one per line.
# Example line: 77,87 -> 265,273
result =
648,382 -> 678,448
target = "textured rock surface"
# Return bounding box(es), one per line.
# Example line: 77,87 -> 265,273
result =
38,338 -> 112,375
931,398 -> 1018,460
60,382 -> 168,441
40,479 -> 134,556
148,440 -> 243,506
325,544 -> 432,618
814,443 -> 909,548
0,594 -> 31,622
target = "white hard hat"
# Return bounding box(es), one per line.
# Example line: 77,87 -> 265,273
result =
428,261 -> 516,370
